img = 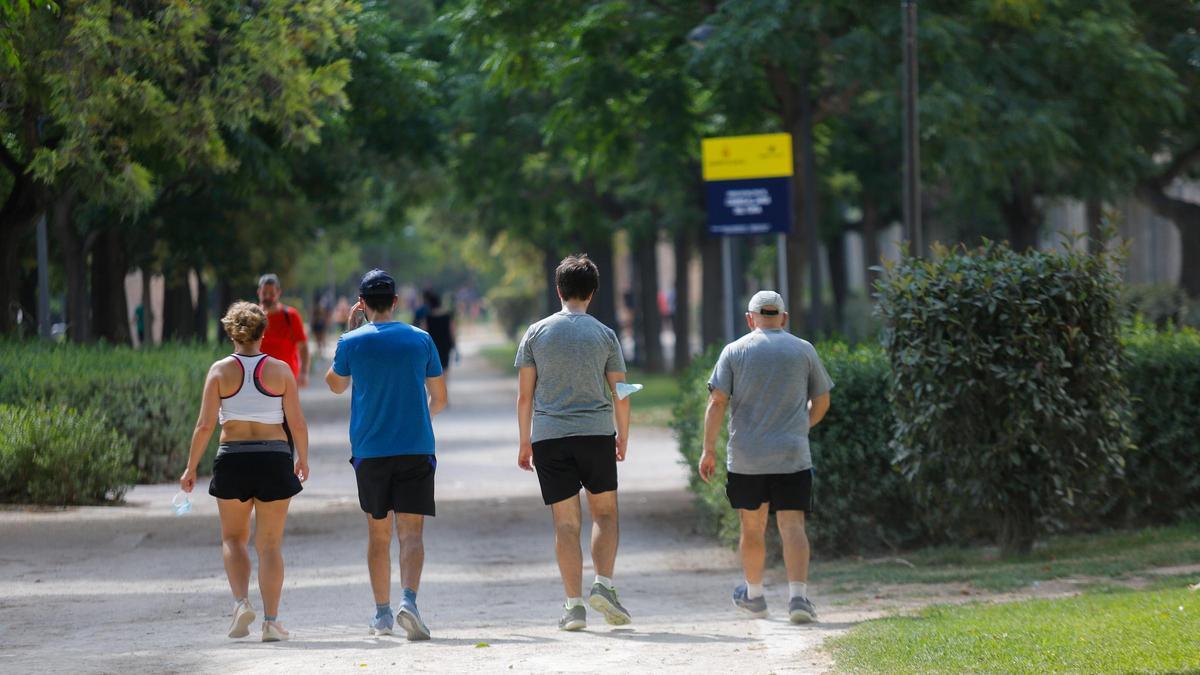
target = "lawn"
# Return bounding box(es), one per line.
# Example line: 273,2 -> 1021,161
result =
829,584 -> 1200,673
818,520 -> 1200,594
479,342 -> 680,428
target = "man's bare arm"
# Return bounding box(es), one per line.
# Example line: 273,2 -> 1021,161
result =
699,388 -> 729,483
809,392 -> 830,428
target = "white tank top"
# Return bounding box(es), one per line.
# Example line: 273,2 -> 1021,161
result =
218,354 -> 285,425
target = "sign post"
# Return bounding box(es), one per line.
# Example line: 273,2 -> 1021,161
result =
701,133 -> 794,343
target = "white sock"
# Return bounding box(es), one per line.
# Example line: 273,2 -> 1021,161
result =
789,582 -> 808,599
565,597 -> 585,608
594,575 -> 614,590
745,582 -> 764,599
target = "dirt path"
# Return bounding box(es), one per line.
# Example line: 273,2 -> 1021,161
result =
0,326 -> 855,674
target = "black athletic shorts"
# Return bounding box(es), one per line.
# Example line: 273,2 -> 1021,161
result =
726,469 -> 813,514
532,434 -> 618,506
208,443 -> 303,503
351,454 -> 437,519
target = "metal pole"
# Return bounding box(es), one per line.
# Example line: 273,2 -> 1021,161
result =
721,236 -> 734,343
902,0 -> 922,255
776,232 -> 788,306
36,213 -> 51,339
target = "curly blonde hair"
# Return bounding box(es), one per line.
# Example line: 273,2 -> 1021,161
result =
221,301 -> 268,344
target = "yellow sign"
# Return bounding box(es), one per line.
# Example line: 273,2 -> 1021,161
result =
701,133 -> 794,181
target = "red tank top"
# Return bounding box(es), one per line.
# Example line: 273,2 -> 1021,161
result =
260,305 -> 306,378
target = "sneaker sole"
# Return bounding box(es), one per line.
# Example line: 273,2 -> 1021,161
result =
369,626 -> 394,637
588,594 -> 632,626
733,600 -> 769,619
262,632 -> 289,643
228,609 -> 256,638
559,618 -> 587,632
398,610 -> 431,641
789,609 -> 816,624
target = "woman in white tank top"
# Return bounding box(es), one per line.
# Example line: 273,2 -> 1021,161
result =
179,301 -> 310,643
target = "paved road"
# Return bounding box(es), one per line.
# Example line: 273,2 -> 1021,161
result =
0,325 -> 846,674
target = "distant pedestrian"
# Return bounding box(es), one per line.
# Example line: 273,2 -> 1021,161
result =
257,274 -> 310,386
699,290 -> 833,624
414,289 -> 456,377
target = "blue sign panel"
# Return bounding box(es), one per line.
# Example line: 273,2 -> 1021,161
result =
704,176 -> 793,236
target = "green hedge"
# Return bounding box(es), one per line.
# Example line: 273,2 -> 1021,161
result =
0,341 -> 221,484
876,243 -> 1129,555
1121,324 -> 1200,523
672,342 -> 923,556
0,404 -> 136,504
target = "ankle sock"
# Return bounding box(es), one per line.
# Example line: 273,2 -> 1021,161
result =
402,588 -> 418,605
375,602 -> 392,619
594,575 -> 614,590
745,582 -> 765,599
565,596 -> 585,609
264,615 -> 277,622
789,582 -> 808,599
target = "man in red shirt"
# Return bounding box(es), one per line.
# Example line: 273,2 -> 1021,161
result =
258,273 -> 310,386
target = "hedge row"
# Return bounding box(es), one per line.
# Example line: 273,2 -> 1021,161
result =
0,341 -> 221,500
674,326 -> 1200,556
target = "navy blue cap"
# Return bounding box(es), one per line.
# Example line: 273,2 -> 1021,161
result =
359,269 -> 396,297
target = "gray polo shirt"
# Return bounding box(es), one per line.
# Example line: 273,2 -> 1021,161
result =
515,311 -> 627,443
708,329 -> 834,474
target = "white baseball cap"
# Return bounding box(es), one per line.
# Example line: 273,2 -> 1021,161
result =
747,290 -> 785,315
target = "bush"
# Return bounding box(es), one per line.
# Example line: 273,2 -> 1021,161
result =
672,342 -> 922,556
0,341 -> 221,482
0,404 -> 136,504
875,241 -> 1131,555
1120,324 -> 1200,523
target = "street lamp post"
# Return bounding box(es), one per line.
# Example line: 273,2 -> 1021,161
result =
902,0 -> 922,255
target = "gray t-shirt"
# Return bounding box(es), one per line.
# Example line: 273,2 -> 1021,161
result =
515,311 -> 627,443
708,329 -> 834,474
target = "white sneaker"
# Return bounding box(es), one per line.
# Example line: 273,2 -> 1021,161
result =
262,620 -> 290,642
228,599 -> 256,638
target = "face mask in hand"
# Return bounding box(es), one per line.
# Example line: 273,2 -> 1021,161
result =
616,383 -> 643,400
172,491 -> 193,517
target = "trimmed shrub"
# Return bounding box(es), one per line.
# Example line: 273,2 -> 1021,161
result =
0,404 -> 136,504
1121,324 -> 1200,523
0,341 -> 221,482
672,342 -> 920,556
875,242 -> 1131,555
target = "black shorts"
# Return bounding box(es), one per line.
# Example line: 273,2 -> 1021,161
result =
532,434 -> 618,506
208,450 -> 303,503
726,469 -> 813,514
351,455 -> 436,519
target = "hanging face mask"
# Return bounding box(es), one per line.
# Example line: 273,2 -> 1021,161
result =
172,491 -> 193,516
615,383 -> 644,400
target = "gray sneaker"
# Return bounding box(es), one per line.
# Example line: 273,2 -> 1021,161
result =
397,603 -> 431,641
558,604 -> 586,631
788,595 -> 817,624
588,583 -> 632,625
732,583 -> 768,618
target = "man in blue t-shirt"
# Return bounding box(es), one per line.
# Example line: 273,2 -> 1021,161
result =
325,269 -> 448,641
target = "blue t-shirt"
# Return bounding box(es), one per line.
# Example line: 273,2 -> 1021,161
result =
332,322 -> 444,458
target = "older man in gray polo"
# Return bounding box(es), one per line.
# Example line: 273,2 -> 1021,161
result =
699,290 -> 833,624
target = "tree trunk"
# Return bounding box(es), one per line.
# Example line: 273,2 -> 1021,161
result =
543,248 -> 561,317
194,269 -> 210,342
828,232 -> 848,334
862,199 -> 882,292
1001,187 -> 1041,252
1136,183 -> 1200,298
1085,198 -> 1103,256
998,500 -> 1037,556
90,227 -> 131,345
632,231 -> 665,373
700,234 -> 723,348
141,267 -> 155,347
217,276 -> 234,321
162,266 -> 196,341
796,66 -> 824,336
0,145 -> 42,334
50,190 -> 90,343
584,233 -> 618,330
672,227 -> 692,372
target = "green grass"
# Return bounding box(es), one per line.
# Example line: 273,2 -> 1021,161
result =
479,341 -> 680,428
829,585 -> 1200,674
818,520 -> 1200,594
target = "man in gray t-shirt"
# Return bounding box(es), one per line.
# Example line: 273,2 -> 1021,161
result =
514,254 -> 632,632
700,290 -> 832,625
